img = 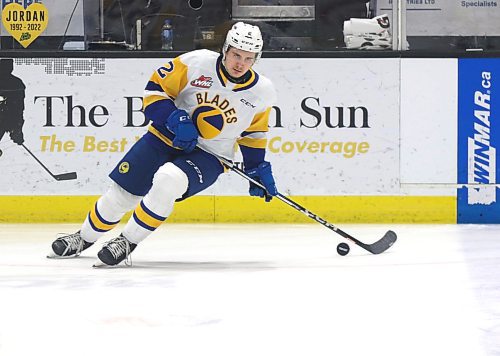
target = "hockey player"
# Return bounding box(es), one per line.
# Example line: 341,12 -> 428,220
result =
49,22 -> 278,266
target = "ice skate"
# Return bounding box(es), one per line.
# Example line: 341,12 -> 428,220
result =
93,234 -> 137,267
48,231 -> 94,258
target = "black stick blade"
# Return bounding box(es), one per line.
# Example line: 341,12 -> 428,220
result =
54,172 -> 77,181
367,230 -> 397,254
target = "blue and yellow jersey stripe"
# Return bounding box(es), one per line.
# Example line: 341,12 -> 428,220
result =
146,125 -> 191,152
143,57 -> 189,112
247,107 -> 271,133
216,57 -> 229,87
215,56 -> 259,92
238,108 -> 271,155
238,132 -> 267,149
233,70 -> 259,92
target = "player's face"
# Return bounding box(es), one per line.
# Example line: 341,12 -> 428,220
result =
223,47 -> 256,78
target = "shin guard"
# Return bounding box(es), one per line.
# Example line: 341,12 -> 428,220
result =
123,163 -> 189,243
81,182 -> 142,242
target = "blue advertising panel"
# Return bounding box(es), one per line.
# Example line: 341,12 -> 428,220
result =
458,59 -> 500,223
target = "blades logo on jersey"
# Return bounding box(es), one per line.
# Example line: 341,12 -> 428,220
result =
191,75 -> 213,88
192,105 -> 225,139
195,92 -> 238,124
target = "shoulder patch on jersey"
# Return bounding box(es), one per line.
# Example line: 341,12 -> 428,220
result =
191,75 -> 213,89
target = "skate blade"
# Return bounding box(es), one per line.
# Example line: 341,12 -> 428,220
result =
47,252 -> 79,259
92,260 -> 131,268
92,260 -> 122,268
92,260 -> 109,268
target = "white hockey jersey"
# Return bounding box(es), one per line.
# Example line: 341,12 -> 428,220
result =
143,49 -> 277,161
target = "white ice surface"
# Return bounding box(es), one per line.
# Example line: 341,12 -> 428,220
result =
0,223 -> 499,356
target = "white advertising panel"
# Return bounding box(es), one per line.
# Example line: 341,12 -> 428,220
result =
245,58 -> 400,196
376,0 -> 500,36
0,57 -> 400,196
400,58 -> 457,195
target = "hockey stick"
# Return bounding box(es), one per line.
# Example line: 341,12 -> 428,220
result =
206,149 -> 396,254
21,144 -> 77,181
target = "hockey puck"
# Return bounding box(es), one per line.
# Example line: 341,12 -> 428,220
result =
337,242 -> 350,256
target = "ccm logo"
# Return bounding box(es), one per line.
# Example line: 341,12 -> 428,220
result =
240,98 -> 256,108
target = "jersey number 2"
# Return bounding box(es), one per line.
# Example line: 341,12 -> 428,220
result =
157,61 -> 174,79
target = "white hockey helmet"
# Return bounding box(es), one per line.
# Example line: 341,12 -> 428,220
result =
223,22 -> 263,62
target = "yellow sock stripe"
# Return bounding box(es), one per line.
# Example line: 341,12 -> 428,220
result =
134,203 -> 165,229
88,204 -> 119,232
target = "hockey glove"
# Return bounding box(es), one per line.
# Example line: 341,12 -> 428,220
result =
166,109 -> 199,153
245,161 -> 278,202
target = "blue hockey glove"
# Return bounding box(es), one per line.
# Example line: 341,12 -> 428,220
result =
245,161 -> 278,202
166,109 -> 199,153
